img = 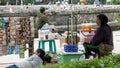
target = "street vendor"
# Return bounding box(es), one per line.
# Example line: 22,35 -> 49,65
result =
83,14 -> 113,58
35,7 -> 51,38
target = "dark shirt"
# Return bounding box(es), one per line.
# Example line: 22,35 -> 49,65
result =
90,24 -> 113,45
34,13 -> 50,38
36,13 -> 50,29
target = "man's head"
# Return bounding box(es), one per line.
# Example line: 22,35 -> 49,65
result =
96,14 -> 108,26
40,7 -> 46,14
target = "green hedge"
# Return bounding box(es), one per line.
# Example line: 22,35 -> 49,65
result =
111,0 -> 120,4
117,12 -> 120,23
36,54 -> 120,68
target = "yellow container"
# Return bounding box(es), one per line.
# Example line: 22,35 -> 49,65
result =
80,0 -> 86,3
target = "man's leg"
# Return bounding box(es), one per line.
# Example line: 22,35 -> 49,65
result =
83,43 -> 99,58
6,64 -> 18,68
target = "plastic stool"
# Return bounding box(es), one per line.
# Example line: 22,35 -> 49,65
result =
39,40 -> 56,53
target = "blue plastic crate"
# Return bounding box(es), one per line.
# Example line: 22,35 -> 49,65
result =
7,46 -> 11,50
15,45 -> 19,54
7,46 -> 15,54
64,44 -> 78,52
7,46 -> 13,54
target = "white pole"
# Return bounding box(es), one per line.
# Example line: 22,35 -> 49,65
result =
21,0 -> 23,5
70,0 -> 74,44
16,0 -> 17,5
71,0 -> 73,33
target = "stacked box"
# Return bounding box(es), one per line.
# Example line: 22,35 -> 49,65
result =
0,29 -> 4,44
2,45 -> 7,55
16,20 -> 21,45
0,18 -> 3,28
30,17 -> 34,38
9,17 -> 16,46
0,46 -> 2,56
19,41 -> 25,58
0,28 -> 6,55
0,17 -> 34,56
5,22 -> 10,43
7,46 -> 13,54
19,17 -> 33,56
15,45 -> 19,54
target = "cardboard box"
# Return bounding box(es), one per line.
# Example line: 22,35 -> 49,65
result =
0,46 -> 2,56
2,45 -> 7,55
0,51 -> 2,56
0,46 -> 2,51
20,53 -> 24,58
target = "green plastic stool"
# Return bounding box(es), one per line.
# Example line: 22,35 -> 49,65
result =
39,40 -> 56,53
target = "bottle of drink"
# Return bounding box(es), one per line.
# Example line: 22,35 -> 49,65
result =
81,23 -> 85,31
84,23 -> 88,31
88,23 -> 92,33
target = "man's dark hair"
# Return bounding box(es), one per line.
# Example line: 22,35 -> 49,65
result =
97,14 -> 108,26
40,7 -> 46,13
44,54 -> 52,63
36,48 -> 45,64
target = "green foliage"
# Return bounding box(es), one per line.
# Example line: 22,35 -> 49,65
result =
0,0 -> 34,5
111,0 -> 120,4
36,54 -> 120,68
0,0 -> 7,5
117,12 -> 120,23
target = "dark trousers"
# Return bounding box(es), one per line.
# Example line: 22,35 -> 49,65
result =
83,43 -> 99,58
6,64 -> 18,68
